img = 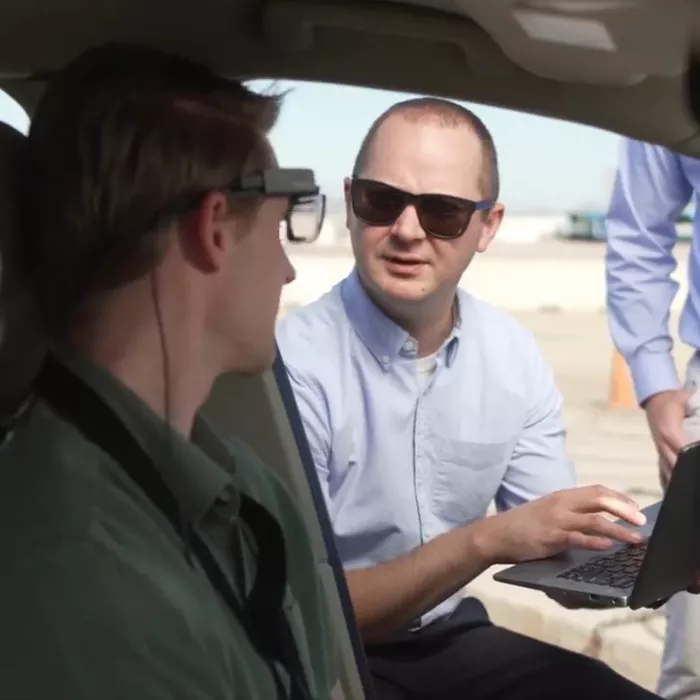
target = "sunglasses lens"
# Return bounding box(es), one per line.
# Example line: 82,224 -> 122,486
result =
351,180 -> 407,226
417,196 -> 475,239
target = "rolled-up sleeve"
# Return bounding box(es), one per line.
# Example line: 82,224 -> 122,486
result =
606,139 -> 693,404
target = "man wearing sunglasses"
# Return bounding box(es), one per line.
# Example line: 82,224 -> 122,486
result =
277,98 -> 660,699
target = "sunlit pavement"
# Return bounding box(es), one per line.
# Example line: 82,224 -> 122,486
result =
283,240 -> 691,314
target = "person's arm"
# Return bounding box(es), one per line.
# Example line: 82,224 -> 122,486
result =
345,483 -> 647,640
606,139 -> 693,404
0,540 -> 231,700
344,524 -> 495,641
284,362 -> 638,643
495,332 -> 575,512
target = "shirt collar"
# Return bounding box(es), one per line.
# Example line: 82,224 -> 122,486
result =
340,267 -> 463,369
53,347 -> 237,525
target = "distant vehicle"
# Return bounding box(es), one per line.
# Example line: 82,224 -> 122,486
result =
557,210 -> 694,242
557,211 -> 607,241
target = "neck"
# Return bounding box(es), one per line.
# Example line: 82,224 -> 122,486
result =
67,290 -> 215,436
369,285 -> 456,357
403,302 -> 455,357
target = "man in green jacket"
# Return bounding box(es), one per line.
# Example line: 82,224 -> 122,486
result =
0,43 -> 336,700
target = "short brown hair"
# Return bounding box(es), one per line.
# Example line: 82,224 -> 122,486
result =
352,97 -> 499,202
21,43 -> 282,336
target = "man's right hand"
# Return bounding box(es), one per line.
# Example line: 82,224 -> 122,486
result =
473,485 -> 647,565
643,388 -> 692,488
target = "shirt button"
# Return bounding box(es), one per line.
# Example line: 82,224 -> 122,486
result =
381,355 -> 391,365
403,339 -> 416,354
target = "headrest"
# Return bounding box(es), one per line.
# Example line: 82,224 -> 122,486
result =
0,122 -> 47,419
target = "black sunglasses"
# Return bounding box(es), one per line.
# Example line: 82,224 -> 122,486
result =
350,177 -> 493,240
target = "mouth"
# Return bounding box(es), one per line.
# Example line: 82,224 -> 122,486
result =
383,255 -> 427,266
381,254 -> 428,277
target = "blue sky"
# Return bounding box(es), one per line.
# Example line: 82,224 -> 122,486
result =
0,80 -> 623,214
259,80 -> 623,214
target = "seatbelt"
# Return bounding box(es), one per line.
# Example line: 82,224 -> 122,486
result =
36,356 -> 314,700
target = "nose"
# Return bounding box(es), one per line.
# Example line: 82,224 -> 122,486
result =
389,203 -> 426,243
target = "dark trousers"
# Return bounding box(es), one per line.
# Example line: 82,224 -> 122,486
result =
365,602 -> 660,700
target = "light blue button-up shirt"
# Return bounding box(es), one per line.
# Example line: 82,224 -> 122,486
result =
606,138 -> 700,404
276,270 -> 575,627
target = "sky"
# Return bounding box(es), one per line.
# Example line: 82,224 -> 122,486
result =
257,80 -> 624,214
0,80 -> 624,214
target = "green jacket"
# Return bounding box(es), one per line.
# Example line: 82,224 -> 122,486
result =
0,350 -> 338,699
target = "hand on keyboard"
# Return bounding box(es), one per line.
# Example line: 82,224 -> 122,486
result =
475,485 -> 647,565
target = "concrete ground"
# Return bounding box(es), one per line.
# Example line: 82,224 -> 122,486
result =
283,239 -> 692,312
465,309 -> 693,692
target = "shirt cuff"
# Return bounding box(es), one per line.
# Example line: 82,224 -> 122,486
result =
628,350 -> 681,405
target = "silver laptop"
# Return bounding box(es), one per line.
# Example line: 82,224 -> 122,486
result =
493,441 -> 700,609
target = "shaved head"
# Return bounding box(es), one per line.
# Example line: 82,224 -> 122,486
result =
352,97 -> 499,202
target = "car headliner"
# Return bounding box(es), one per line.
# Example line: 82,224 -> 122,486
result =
0,0 -> 697,154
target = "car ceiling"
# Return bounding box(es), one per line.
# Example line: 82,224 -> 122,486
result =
0,0 -> 698,155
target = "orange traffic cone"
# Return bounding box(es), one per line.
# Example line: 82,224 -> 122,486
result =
609,348 -> 636,410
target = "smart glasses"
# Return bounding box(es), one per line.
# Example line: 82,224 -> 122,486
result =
228,168 -> 326,244
162,167 -> 326,244
350,177 -> 492,240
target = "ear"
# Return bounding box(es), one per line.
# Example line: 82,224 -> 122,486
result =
476,203 -> 505,254
344,177 -> 353,230
179,191 -> 234,273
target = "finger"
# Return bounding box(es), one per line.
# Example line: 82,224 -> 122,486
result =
662,429 -> 686,456
567,531 -> 613,551
574,486 -> 646,527
658,456 -> 674,485
574,484 -> 639,509
682,386 -> 695,405
573,513 -> 645,545
659,443 -> 678,470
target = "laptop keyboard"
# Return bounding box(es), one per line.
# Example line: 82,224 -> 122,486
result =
556,541 -> 648,590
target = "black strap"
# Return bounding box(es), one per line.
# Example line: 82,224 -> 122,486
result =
36,357 -> 314,700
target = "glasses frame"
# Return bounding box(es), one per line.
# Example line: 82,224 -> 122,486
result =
159,168 -> 325,244
350,177 -> 493,239
229,168 -> 326,244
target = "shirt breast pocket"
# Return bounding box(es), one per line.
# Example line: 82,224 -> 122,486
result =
432,438 -> 510,526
